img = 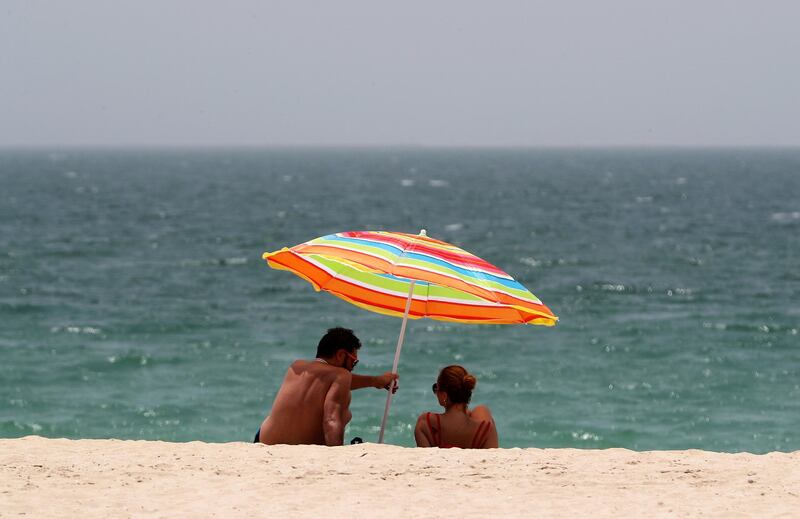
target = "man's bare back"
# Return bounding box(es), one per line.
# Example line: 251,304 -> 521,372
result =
259,359 -> 352,446
255,327 -> 398,447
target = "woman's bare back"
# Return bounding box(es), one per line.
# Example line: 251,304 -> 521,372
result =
418,405 -> 498,449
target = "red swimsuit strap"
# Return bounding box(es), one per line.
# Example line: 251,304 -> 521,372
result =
425,412 -> 441,447
470,420 -> 491,449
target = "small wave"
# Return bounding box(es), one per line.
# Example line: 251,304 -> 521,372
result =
73,185 -> 99,195
770,212 -> 800,224
701,321 -> 797,335
105,354 -> 151,367
179,257 -> 249,267
428,179 -> 449,187
444,223 -> 463,231
50,325 -> 102,335
571,431 -> 602,442
586,283 -> 695,296
400,179 -> 415,187
702,322 -> 729,331
424,324 -> 454,333
519,257 -> 577,268
599,283 -> 627,292
666,287 -> 693,297
221,257 -> 247,266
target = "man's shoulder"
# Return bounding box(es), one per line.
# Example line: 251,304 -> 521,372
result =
287,359 -> 310,373
333,367 -> 352,383
291,359 -> 350,381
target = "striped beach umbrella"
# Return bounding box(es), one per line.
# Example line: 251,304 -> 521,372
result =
263,230 -> 557,442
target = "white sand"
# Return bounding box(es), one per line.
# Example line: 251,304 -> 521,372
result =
1,436 -> 798,518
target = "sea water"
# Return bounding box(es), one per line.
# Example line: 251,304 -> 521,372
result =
1,147 -> 798,452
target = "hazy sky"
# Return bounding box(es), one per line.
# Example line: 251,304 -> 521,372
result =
2,1 -> 798,147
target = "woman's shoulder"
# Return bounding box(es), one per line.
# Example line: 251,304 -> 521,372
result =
468,404 -> 494,421
416,411 -> 440,423
415,412 -> 443,433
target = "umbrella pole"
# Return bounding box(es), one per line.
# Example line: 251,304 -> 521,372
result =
377,280 -> 416,444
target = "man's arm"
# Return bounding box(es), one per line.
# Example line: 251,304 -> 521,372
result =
350,372 -> 399,392
322,372 -> 352,446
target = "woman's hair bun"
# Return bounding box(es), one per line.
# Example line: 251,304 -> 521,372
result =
462,374 -> 477,391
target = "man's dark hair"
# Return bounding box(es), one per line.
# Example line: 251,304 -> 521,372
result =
316,327 -> 361,358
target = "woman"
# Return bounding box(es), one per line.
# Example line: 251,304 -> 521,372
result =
414,365 -> 498,449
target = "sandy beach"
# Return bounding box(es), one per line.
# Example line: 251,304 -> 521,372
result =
1,437 -> 797,518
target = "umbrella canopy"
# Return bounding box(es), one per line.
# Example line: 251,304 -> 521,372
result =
262,230 -> 557,443
263,230 -> 557,326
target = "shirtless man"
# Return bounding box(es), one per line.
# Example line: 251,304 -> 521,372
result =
256,327 -> 398,446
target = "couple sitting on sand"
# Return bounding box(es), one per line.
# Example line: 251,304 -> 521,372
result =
255,327 -> 498,449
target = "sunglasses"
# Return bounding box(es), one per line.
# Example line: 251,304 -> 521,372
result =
431,382 -> 439,393
344,350 -> 359,370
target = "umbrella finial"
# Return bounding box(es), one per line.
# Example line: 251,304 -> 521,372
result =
419,229 -> 427,237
